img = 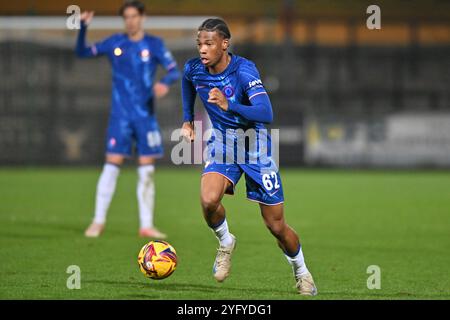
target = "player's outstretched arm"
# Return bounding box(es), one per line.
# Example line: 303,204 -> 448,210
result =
153,39 -> 181,99
228,93 -> 273,123
153,68 -> 180,99
158,65 -> 181,88
154,65 -> 181,99
154,68 -> 181,99
208,88 -> 273,124
181,75 -> 196,122
180,72 -> 197,141
75,11 -> 96,58
181,121 -> 195,142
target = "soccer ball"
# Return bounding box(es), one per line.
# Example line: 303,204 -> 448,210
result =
137,240 -> 177,280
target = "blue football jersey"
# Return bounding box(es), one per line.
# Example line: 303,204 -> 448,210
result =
80,30 -> 179,119
183,54 -> 268,132
183,54 -> 277,165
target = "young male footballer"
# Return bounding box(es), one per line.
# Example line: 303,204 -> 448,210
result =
76,1 -> 180,238
180,18 -> 317,295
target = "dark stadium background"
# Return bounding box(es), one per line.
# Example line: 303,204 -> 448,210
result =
1,0 -> 449,168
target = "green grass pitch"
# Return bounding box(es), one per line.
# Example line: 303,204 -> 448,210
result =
0,167 -> 449,300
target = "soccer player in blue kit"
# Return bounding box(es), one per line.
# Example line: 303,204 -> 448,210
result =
76,1 -> 180,238
181,19 -> 317,295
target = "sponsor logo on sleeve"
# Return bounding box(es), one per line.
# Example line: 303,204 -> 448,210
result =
248,79 -> 263,89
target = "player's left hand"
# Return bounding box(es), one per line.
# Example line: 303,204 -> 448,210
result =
154,82 -> 169,99
208,88 -> 228,111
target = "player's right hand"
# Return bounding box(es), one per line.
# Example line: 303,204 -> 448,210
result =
80,11 -> 95,25
181,121 -> 195,142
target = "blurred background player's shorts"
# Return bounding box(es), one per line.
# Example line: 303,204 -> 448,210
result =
106,115 -> 163,157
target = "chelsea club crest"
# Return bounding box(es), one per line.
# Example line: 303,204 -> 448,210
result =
141,49 -> 150,62
222,85 -> 234,98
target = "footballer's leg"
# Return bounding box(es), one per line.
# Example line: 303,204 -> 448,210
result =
243,164 -> 317,295
260,203 -> 317,296
85,154 -> 124,237
135,117 -> 167,239
85,117 -> 132,238
137,156 -> 167,239
201,172 -> 238,282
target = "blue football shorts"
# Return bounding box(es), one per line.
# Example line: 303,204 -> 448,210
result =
105,115 -> 163,157
203,160 -> 284,206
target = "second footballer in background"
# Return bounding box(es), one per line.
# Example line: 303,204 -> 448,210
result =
76,1 -> 180,238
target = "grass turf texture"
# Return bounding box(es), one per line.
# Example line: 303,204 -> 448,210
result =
0,168 -> 449,300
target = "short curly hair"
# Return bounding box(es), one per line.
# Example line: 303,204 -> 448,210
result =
198,18 -> 231,39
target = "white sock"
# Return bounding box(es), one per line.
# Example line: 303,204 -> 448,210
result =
285,246 -> 309,278
137,165 -> 155,229
211,218 -> 233,247
93,163 -> 120,224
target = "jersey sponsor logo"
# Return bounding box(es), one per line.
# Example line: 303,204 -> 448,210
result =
248,79 -> 263,89
141,49 -> 151,62
114,47 -> 123,56
222,86 -> 235,98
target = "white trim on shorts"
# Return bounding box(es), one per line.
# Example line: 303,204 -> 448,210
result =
246,197 -> 284,206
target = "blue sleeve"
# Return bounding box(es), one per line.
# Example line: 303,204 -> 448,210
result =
181,64 -> 196,122
228,61 -> 273,123
75,22 -> 113,58
228,93 -> 273,124
154,38 -> 181,86
75,22 -> 93,57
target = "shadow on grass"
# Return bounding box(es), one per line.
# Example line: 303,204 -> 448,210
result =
316,290 -> 449,299
0,232 -> 58,240
84,279 -> 298,299
5,220 -> 84,236
3,220 -> 138,239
